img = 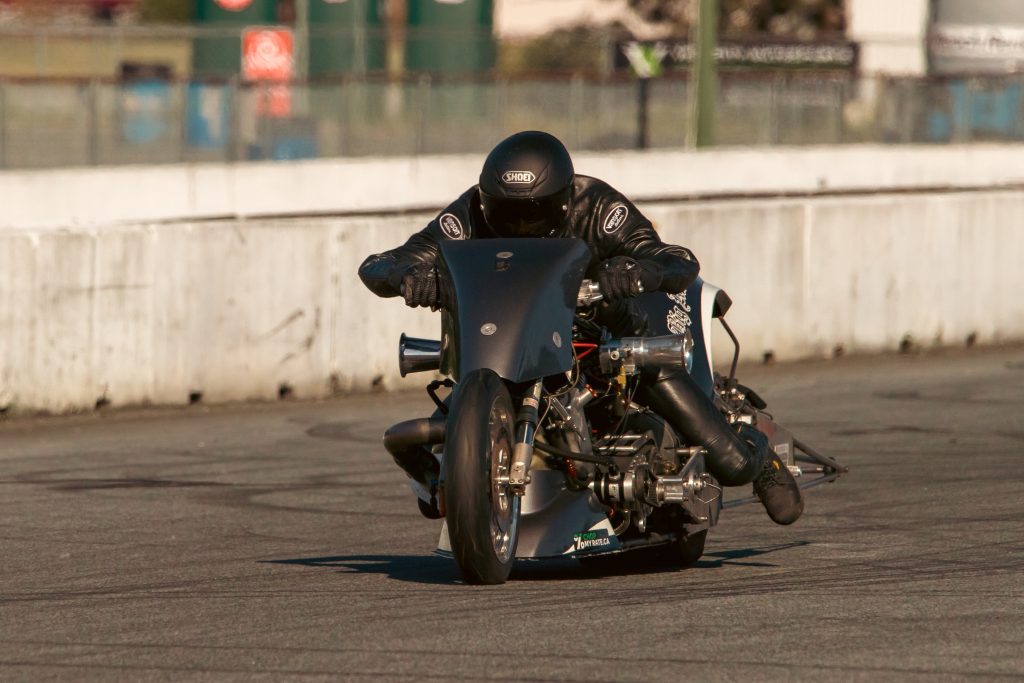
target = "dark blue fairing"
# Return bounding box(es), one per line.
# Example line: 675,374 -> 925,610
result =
634,278 -> 715,396
439,238 -> 592,383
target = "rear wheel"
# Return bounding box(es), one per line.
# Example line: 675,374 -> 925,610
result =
443,369 -> 519,585
661,529 -> 707,567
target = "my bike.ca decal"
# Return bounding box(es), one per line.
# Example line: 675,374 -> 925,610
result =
666,290 -> 692,334
439,213 -> 466,240
572,529 -> 613,552
602,204 -> 629,234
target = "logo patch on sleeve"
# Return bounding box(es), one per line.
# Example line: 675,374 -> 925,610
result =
602,204 -> 629,234
439,213 -> 466,240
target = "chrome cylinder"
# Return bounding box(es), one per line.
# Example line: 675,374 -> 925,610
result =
398,333 -> 442,377
599,331 -> 695,376
508,380 -> 543,492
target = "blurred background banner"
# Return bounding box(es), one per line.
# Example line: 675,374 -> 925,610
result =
193,0 -> 277,77
307,0 -> 385,76
405,0 -> 494,73
1,0 -> 1024,169
118,61 -> 173,143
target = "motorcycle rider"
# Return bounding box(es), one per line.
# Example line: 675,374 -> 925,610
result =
359,130 -> 803,526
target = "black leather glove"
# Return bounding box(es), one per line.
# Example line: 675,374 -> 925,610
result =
399,263 -> 440,309
597,256 -> 663,302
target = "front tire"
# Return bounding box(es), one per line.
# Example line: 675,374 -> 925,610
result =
443,369 -> 519,585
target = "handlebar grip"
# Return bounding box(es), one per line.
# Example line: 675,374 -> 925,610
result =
577,279 -> 604,306
577,277 -> 645,305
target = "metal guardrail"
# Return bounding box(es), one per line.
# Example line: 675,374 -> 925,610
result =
1,72 -> 1022,170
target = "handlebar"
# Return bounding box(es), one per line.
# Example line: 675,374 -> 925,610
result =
577,279 -> 604,307
404,277 -> 638,308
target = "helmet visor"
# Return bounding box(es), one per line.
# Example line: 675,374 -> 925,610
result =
480,188 -> 571,237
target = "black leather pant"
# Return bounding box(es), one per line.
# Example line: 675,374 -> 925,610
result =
597,299 -> 764,487
638,368 -> 763,486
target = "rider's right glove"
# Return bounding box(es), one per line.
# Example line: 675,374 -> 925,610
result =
597,256 -> 663,302
399,263 -> 441,309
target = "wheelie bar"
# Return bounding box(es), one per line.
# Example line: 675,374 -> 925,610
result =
722,438 -> 848,510
508,380 -> 543,494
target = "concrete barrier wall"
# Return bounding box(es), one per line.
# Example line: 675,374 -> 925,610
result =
4,144 -> 1024,230
3,146 -> 1024,413
3,187 -> 1023,413
0,216 -> 439,411
647,192 -> 1024,361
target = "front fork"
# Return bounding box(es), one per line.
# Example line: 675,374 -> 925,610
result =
507,380 -> 543,495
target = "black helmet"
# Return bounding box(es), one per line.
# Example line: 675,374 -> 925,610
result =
478,131 -> 575,237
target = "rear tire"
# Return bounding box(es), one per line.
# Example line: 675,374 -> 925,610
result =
662,529 -> 707,567
443,369 -> 519,585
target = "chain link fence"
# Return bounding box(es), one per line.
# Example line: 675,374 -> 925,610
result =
2,71 -> 1023,170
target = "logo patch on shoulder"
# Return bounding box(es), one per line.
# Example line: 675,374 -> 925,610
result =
602,204 -> 629,234
439,213 -> 465,240
502,170 -> 535,185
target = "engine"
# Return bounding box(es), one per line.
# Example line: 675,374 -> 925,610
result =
589,432 -> 721,534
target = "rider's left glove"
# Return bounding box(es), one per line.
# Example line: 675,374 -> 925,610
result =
399,263 -> 440,309
597,256 -> 663,302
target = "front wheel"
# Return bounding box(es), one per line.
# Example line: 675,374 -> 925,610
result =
443,369 -> 519,585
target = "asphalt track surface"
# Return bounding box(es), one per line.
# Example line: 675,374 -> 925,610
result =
2,346 -> 1023,682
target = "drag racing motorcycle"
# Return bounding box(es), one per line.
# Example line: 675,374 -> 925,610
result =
382,238 -> 846,584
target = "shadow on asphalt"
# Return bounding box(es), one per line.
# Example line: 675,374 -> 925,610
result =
264,541 -> 810,585
262,554 -> 461,585
699,540 -> 811,568
511,540 -> 811,581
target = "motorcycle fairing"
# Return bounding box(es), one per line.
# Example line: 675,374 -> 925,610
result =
438,238 -> 592,383
436,468 -> 621,559
634,277 -> 721,396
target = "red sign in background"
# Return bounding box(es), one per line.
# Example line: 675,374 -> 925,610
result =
242,28 -> 294,117
215,0 -> 255,11
242,28 -> 293,81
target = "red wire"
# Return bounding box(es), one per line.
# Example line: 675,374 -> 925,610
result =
572,342 -> 598,360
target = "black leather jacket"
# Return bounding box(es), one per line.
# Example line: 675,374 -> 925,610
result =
358,175 -> 699,298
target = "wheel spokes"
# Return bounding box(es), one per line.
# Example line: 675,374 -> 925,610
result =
488,398 -> 517,562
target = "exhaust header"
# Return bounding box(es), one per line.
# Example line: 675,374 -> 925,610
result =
398,333 -> 442,377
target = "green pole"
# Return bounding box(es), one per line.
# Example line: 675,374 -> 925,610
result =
294,0 -> 309,116
295,0 -> 309,82
691,0 -> 718,147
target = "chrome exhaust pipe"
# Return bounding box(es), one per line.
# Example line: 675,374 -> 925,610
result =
399,333 -> 442,377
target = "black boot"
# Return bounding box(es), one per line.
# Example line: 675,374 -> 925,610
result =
742,425 -> 804,525
383,418 -> 444,518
